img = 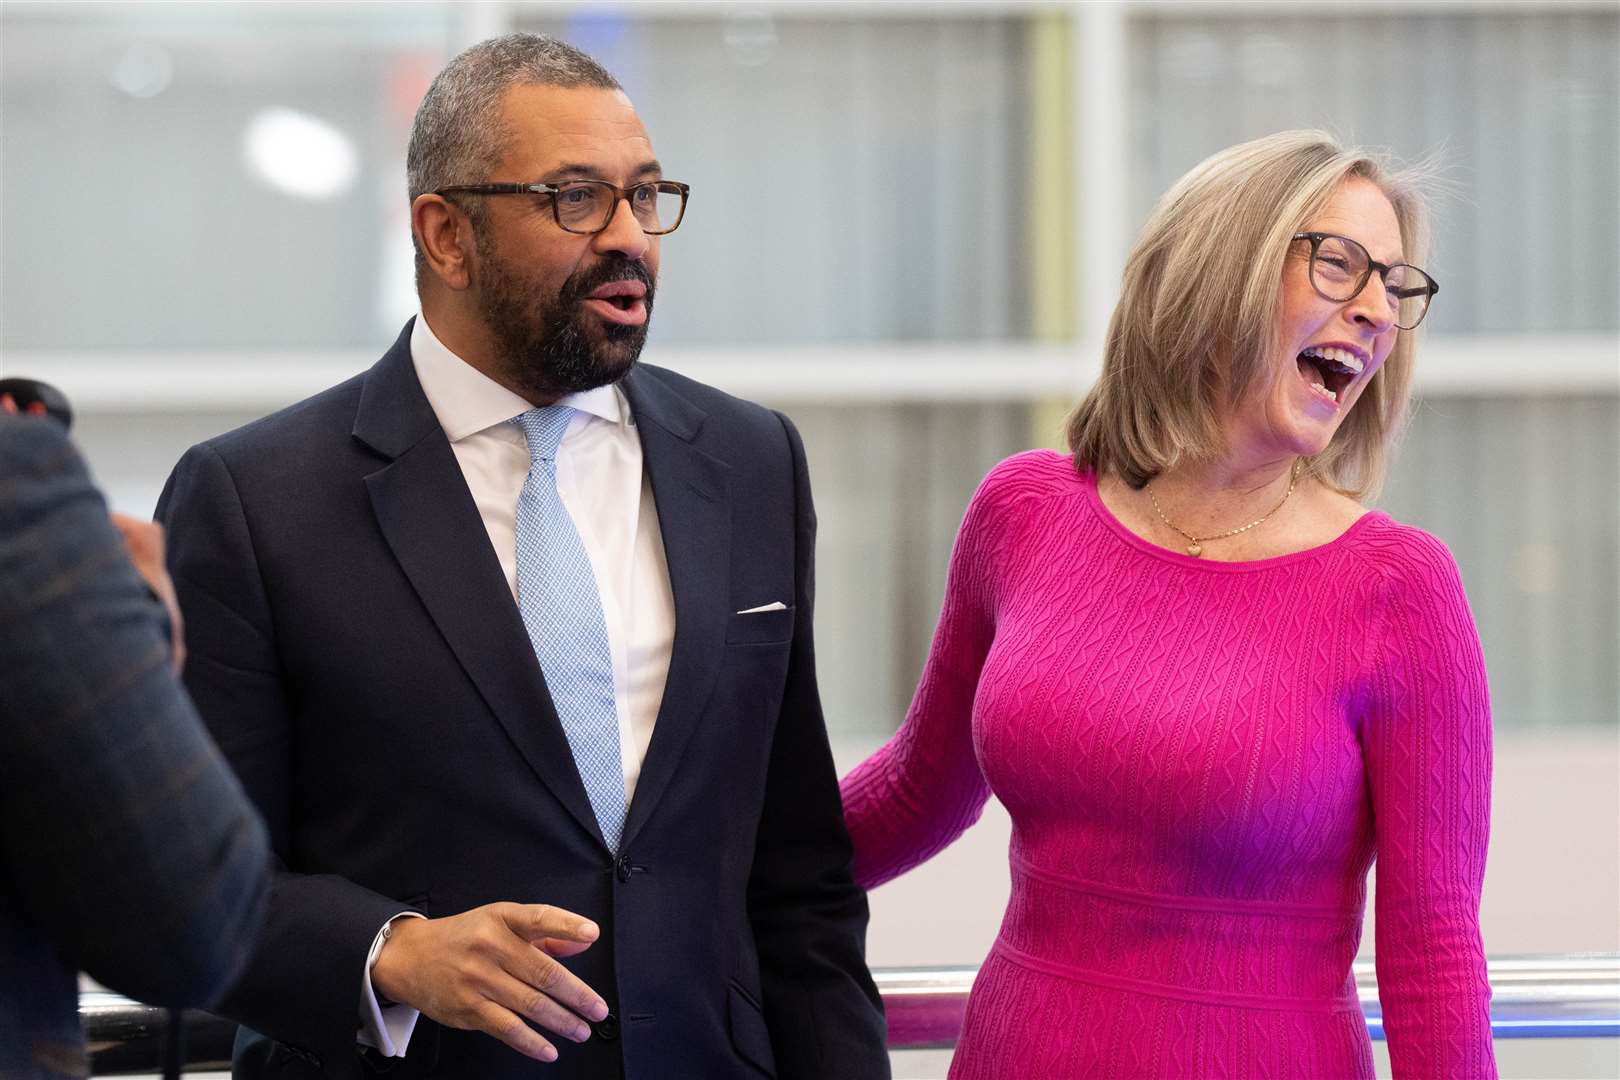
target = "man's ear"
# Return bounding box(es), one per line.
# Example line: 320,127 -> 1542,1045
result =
412,193 -> 475,291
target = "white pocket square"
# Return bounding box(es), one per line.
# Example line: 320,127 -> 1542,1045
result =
735,601 -> 788,614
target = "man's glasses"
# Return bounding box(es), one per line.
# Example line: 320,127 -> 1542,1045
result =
1292,232 -> 1439,330
436,179 -> 691,236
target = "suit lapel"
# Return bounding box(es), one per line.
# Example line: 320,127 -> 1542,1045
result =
620,368 -> 732,846
354,323 -> 607,850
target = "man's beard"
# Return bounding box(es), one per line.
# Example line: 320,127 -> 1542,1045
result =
473,243 -> 655,401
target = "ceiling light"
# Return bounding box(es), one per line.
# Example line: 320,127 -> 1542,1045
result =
242,107 -> 359,201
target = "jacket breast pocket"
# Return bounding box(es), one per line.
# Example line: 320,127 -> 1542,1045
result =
725,605 -> 794,646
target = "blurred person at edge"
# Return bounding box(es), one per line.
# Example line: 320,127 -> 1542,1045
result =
0,396 -> 270,1080
841,130 -> 1496,1079
154,32 -> 886,1080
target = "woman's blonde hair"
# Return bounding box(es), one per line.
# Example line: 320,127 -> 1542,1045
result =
1066,130 -> 1431,501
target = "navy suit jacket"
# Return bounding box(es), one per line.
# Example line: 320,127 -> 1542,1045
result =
0,416 -> 268,1079
155,322 -> 888,1080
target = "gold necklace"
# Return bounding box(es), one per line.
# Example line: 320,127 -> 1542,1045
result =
1145,461 -> 1301,558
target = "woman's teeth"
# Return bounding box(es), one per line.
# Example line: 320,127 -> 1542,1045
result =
1300,345 -> 1364,376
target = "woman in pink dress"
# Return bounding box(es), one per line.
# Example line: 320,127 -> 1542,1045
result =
841,130 -> 1495,1079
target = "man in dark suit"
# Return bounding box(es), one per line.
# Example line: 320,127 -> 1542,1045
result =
0,408 -> 269,1080
155,33 -> 888,1080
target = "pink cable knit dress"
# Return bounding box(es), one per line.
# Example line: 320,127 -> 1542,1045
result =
841,451 -> 1495,1079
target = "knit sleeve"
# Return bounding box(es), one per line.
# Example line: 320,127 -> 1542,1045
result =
1361,528 -> 1496,1078
837,457 -> 1023,890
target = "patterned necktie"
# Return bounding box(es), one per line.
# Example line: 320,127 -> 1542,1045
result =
512,406 -> 627,852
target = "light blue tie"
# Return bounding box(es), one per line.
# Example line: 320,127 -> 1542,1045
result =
512,406 -> 627,852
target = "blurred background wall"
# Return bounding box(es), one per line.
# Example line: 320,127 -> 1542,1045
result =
3,2 -> 1616,1077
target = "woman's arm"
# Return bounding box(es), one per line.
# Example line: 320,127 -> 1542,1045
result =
1362,528 -> 1496,1079
839,458 -> 1026,890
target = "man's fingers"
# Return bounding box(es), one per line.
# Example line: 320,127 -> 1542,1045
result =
474,1002 -> 560,1063
508,902 -> 600,945
109,513 -> 161,559
484,905 -> 608,1021
486,969 -> 593,1045
537,937 -> 593,959
518,948 -> 610,1023
0,394 -> 41,417
109,515 -> 168,587
501,943 -> 608,1023
108,513 -> 186,672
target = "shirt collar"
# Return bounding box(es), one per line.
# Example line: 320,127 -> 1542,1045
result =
410,313 -> 630,443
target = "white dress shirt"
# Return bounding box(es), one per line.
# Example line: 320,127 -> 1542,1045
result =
359,314 -> 676,1055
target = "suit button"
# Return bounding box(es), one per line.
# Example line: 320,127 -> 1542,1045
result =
615,853 -> 633,882
595,1012 -> 621,1042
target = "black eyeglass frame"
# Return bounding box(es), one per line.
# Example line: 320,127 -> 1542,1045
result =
435,179 -> 691,236
1291,231 -> 1438,330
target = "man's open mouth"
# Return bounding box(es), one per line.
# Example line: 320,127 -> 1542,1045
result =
579,278 -> 651,327
1295,344 -> 1365,404
587,280 -> 647,312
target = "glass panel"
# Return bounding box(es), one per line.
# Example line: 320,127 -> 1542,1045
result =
0,2 -> 459,349
511,10 -> 1033,345
1128,9 -> 1620,334
781,399 -> 1033,739
1377,393 -> 1619,730
0,4 -> 1036,350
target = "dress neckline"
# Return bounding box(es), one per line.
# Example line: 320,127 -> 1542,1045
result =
1072,459 -> 1387,573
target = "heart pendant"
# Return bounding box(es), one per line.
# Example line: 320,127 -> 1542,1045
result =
1187,542 -> 1202,557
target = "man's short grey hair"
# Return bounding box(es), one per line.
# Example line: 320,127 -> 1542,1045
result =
407,33 -> 620,272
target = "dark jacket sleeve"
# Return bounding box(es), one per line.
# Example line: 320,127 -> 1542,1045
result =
747,412 -> 890,1080
0,416 -> 269,1006
155,439 -> 415,1071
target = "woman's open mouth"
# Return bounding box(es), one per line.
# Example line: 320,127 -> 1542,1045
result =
1295,344 -> 1365,405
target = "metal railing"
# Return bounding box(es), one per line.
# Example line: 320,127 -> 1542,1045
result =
877,955 -> 1620,1049
83,954 -> 1620,1074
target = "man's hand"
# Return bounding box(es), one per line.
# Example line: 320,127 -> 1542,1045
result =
109,513 -> 186,674
0,391 -> 49,418
371,902 -> 609,1063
